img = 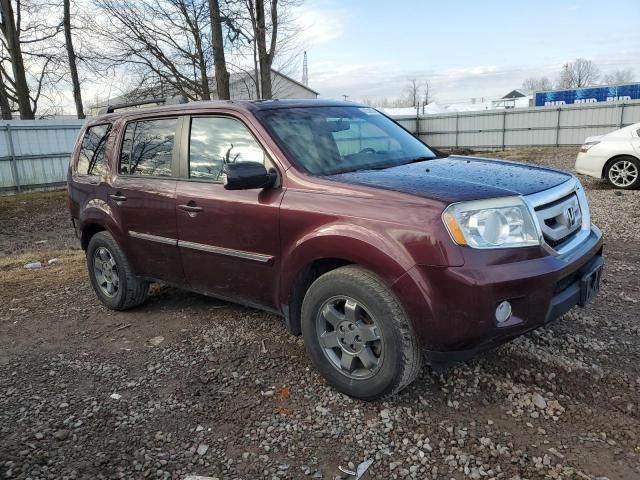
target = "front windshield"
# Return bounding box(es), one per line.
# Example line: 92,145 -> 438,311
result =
255,106 -> 436,175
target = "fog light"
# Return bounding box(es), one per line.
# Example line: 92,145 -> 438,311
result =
495,301 -> 512,324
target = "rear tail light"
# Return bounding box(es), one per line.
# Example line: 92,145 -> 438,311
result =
580,141 -> 599,153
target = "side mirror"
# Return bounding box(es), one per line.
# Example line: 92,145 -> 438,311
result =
223,161 -> 277,190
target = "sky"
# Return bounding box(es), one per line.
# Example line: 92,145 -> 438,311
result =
293,0 -> 640,103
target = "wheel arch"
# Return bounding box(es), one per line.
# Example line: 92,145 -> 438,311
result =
81,223 -> 107,250
279,233 -> 417,336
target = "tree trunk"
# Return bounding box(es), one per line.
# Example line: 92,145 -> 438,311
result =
194,31 -> 211,100
0,0 -> 34,119
253,38 -> 260,99
208,0 -> 230,100
0,70 -> 12,119
254,0 -> 271,99
63,0 -> 84,119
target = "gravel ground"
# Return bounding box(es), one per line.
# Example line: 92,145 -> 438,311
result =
1,148 -> 639,480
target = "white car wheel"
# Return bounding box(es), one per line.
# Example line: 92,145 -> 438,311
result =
606,156 -> 640,190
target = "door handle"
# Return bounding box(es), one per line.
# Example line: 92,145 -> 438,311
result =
109,193 -> 128,202
178,204 -> 204,213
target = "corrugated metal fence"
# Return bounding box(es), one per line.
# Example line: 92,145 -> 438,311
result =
393,100 -> 640,149
0,120 -> 84,194
1,101 -> 640,194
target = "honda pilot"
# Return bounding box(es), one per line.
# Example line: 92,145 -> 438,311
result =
68,100 -> 604,400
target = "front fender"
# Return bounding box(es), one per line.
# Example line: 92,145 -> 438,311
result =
278,223 -> 416,307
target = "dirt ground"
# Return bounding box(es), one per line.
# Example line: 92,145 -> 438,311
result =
1,147 -> 639,480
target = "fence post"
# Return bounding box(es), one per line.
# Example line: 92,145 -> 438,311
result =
501,110 -> 507,150
619,103 -> 625,128
4,125 -> 21,193
454,113 -> 459,149
555,108 -> 562,147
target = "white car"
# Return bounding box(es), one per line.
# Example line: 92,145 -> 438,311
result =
575,122 -> 640,189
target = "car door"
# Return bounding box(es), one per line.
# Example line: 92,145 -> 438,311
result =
175,115 -> 283,309
632,127 -> 640,156
108,116 -> 184,284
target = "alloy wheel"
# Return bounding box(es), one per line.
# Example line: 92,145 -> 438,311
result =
93,246 -> 120,297
608,160 -> 638,188
315,296 -> 383,379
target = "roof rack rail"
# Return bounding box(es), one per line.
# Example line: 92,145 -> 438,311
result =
100,95 -> 188,114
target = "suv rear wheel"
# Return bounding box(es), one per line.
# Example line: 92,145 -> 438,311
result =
87,231 -> 148,310
301,265 -> 421,400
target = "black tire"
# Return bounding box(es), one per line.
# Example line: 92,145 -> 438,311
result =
301,265 -> 421,400
86,231 -> 148,310
605,156 -> 640,190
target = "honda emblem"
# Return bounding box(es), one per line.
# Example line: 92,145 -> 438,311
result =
565,206 -> 577,228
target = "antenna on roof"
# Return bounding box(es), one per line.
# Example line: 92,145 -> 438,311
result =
302,51 -> 308,86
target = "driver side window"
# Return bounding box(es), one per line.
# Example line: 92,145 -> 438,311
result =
189,117 -> 266,182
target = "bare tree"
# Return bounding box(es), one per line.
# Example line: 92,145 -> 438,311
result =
254,0 -> 276,99
405,78 -> 419,107
0,0 -> 33,118
602,68 -> 635,85
423,79 -> 434,105
0,67 -> 11,118
209,0 -> 230,99
522,76 -> 552,91
92,0 -> 214,101
63,0 -> 83,118
556,58 -> 600,89
0,0 -> 64,119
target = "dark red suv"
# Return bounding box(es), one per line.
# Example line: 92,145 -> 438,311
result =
68,99 -> 604,400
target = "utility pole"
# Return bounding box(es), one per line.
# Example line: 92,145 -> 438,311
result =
302,51 -> 308,86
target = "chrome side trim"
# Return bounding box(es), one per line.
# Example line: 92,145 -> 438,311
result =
128,230 -> 177,246
178,240 -> 274,264
522,177 -> 592,257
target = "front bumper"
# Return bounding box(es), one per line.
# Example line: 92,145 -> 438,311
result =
393,226 -> 604,367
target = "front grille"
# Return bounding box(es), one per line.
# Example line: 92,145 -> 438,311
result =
534,192 -> 582,248
545,228 -> 580,248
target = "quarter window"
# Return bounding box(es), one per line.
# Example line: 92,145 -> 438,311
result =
77,124 -> 111,177
189,117 -> 265,181
119,118 -> 177,177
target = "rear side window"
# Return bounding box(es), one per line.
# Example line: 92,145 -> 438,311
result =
189,117 -> 265,181
119,118 -> 177,177
77,124 -> 111,177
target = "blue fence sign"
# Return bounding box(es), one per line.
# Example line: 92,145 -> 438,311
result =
535,83 -> 640,107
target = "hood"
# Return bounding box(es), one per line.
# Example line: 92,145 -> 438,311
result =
328,155 -> 572,204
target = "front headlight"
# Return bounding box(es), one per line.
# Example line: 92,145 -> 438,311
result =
442,197 -> 540,249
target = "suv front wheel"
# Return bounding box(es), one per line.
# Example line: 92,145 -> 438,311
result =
87,231 -> 149,310
301,265 -> 422,400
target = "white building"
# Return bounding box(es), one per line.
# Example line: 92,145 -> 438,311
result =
91,69 -> 318,114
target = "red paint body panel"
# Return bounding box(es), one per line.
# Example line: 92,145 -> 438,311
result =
67,100 -> 604,359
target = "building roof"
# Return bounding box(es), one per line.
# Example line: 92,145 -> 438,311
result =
95,68 -> 318,109
502,89 -> 532,99
272,69 -> 320,96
